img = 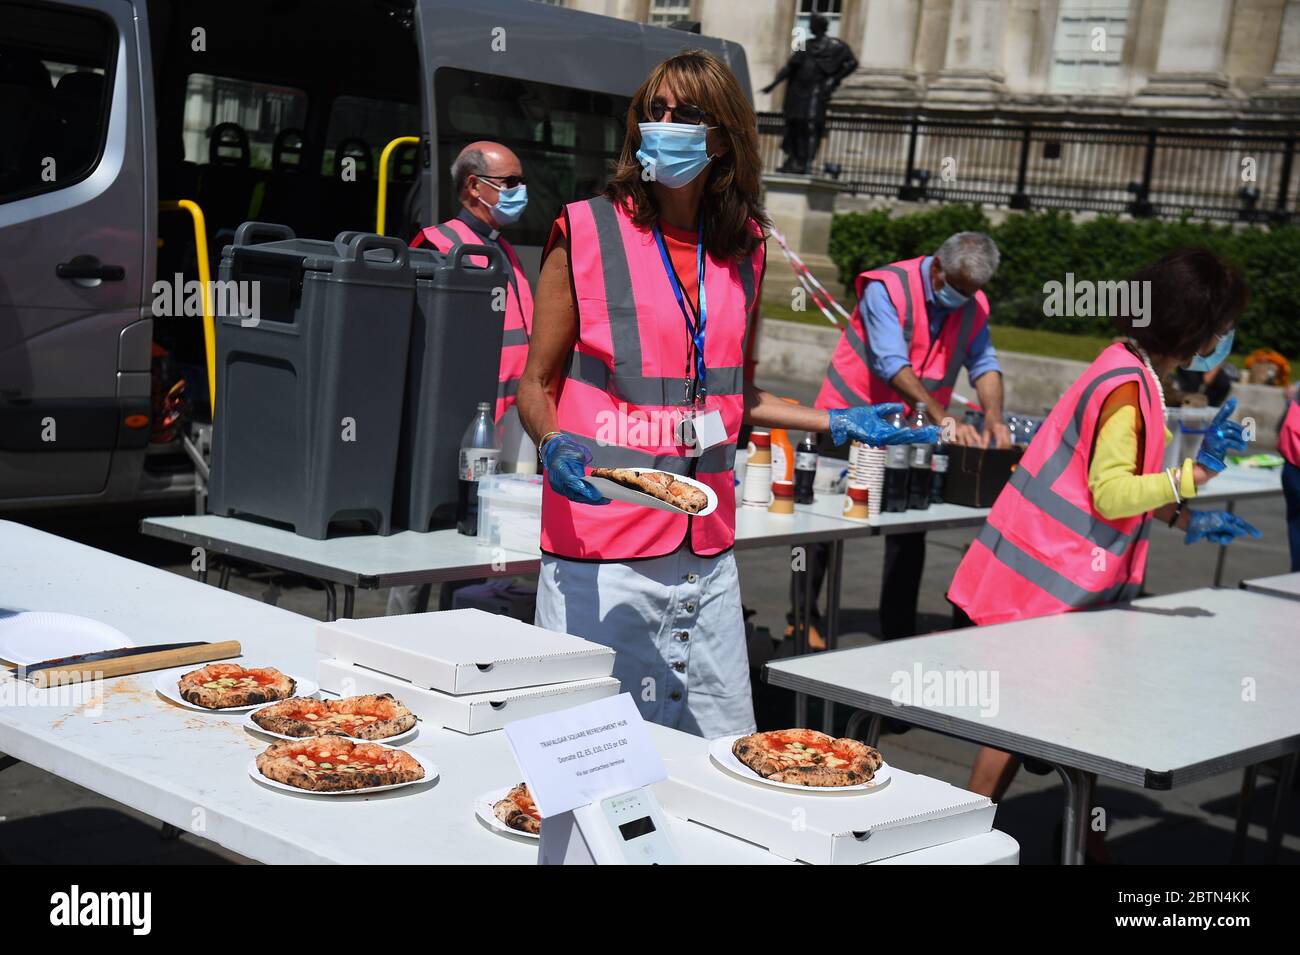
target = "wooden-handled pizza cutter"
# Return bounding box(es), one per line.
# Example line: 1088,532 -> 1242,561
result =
17,641 -> 243,688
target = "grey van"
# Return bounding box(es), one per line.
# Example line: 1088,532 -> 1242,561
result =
0,0 -> 751,510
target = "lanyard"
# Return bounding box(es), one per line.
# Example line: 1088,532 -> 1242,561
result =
652,220 -> 707,404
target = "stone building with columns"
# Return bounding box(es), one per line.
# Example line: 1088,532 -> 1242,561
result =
555,0 -> 1300,121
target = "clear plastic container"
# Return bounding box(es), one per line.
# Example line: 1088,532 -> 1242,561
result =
1163,406 -> 1220,471
475,473 -> 544,555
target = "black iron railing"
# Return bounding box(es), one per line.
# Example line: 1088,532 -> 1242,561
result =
757,111 -> 1298,224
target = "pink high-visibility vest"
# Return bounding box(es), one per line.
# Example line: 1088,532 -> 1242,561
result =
815,256 -> 989,410
540,196 -> 763,561
948,342 -> 1166,626
1280,396 -> 1300,467
413,216 -> 534,421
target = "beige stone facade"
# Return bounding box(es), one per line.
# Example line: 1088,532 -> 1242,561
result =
558,0 -> 1300,119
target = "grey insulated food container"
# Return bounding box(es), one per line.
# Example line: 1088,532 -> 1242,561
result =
393,242 -> 507,532
208,222 -> 414,539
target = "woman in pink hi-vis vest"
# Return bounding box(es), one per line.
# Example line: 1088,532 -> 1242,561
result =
516,51 -> 934,738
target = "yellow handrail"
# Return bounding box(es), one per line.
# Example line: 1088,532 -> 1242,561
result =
376,135 -> 420,236
159,199 -> 215,417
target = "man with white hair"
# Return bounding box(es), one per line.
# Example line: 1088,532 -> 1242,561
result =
803,232 -> 1010,641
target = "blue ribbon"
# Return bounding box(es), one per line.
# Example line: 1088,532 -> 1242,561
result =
652,219 -> 707,401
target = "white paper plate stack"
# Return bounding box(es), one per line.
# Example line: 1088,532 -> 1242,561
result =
848,442 -> 886,519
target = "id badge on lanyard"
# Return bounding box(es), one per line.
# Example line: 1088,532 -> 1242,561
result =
654,222 -> 728,455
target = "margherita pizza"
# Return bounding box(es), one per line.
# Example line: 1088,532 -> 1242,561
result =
255,736 -> 425,793
250,693 -> 416,741
492,782 -> 541,835
590,467 -> 708,514
178,663 -> 295,709
731,729 -> 882,787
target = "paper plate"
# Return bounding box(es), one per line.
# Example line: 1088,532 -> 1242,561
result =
153,666 -> 318,713
242,705 -> 418,745
248,745 -> 437,797
708,734 -> 892,794
0,611 -> 133,667
585,470 -> 718,517
474,785 -> 541,841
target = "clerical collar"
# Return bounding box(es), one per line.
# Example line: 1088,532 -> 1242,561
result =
457,207 -> 499,242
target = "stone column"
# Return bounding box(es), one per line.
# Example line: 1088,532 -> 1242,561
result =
838,0 -> 924,103
1136,0 -> 1234,101
928,0 -> 1007,103
1259,0 -> 1300,97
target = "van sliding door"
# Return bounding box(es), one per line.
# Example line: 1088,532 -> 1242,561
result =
0,0 -> 148,503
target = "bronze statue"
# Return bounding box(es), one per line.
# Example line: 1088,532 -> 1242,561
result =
762,14 -> 858,175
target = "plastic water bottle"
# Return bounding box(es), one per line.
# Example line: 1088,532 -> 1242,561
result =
457,402 -> 500,536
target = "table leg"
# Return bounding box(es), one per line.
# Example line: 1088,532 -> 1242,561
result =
0,754 -> 18,773
792,547 -> 813,727
342,585 -> 355,619
1232,763 -> 1259,864
217,561 -> 231,591
820,540 -> 844,734
323,582 -> 338,622
1267,753 -> 1298,864
1056,765 -> 1094,866
1212,500 -> 1236,587
845,710 -> 883,747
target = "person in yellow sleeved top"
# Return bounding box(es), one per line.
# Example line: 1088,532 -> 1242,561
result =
951,247 -> 1260,862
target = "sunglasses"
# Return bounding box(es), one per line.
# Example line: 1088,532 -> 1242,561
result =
477,174 -> 526,189
648,99 -> 710,125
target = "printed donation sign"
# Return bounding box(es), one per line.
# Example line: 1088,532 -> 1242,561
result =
503,693 -> 667,818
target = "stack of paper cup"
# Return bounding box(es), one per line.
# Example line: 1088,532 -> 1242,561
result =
741,432 -> 773,507
848,442 -> 886,519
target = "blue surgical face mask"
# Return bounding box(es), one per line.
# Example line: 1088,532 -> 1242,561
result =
481,182 -> 528,226
935,280 -> 969,310
636,122 -> 714,189
1184,328 -> 1234,372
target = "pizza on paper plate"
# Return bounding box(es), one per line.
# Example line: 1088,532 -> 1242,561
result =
731,729 -> 883,787
590,467 -> 708,514
493,782 -> 541,834
251,693 -> 416,740
178,663 -> 295,709
255,736 -> 425,793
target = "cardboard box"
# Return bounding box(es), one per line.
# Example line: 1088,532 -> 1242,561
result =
941,444 -> 1024,508
315,608 -> 615,694
650,731 -> 995,864
317,658 -> 619,735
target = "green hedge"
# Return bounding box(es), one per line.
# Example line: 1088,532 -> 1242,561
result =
827,205 -> 1300,358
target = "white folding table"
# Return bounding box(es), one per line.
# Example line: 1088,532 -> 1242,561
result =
1241,571 -> 1300,603
0,521 -> 1018,865
765,586 -> 1300,864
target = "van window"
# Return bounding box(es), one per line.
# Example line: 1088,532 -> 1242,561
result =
433,67 -> 630,247
182,74 -> 308,170
321,94 -> 420,178
0,1 -> 114,204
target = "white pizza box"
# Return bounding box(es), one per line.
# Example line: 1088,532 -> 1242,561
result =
315,609 -> 615,694
650,730 -> 995,865
317,658 -> 619,735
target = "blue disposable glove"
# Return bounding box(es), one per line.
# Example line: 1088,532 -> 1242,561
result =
542,435 -> 610,505
1184,509 -> 1261,546
828,403 -> 941,447
1195,396 -> 1250,473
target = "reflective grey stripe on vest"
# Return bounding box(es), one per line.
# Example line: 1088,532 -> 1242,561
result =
975,522 -> 1136,609
498,378 -> 519,398
826,360 -> 871,405
920,299 -> 977,394
587,197 -> 643,373
876,265 -> 914,346
564,433 -> 691,476
567,352 -> 743,404
501,328 -> 529,347
976,361 -> 1157,602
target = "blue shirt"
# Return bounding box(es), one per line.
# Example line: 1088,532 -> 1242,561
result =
861,255 -> 1000,386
